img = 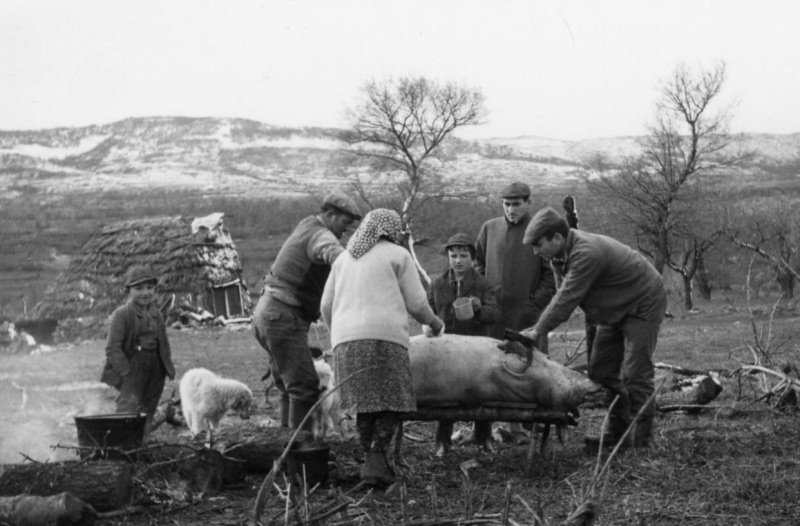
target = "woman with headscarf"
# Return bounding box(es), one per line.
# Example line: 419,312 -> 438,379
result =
321,208 -> 444,486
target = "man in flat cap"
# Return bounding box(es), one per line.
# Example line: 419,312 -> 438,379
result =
521,207 -> 667,448
475,182 -> 555,443
475,182 -> 555,349
253,191 -> 362,433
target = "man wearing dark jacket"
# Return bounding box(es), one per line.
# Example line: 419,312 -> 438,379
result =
253,191 -> 361,432
522,207 -> 667,448
475,182 -> 555,352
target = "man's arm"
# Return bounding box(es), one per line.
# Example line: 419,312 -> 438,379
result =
105,309 -> 131,378
532,245 -> 604,336
307,229 -> 345,265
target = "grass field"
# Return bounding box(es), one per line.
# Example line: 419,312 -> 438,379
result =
1,294 -> 799,525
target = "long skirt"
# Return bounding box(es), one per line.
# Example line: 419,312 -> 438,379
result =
333,339 -> 416,414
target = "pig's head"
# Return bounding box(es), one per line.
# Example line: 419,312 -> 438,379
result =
495,341 -> 601,411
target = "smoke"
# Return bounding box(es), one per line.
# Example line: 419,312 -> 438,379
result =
0,344 -> 117,464
0,386 -> 116,463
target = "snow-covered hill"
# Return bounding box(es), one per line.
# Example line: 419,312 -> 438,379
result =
1,116 -> 798,199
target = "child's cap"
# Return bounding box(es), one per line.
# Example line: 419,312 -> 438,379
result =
444,233 -> 475,253
125,265 -> 158,288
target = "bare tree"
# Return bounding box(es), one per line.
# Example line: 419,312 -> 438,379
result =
342,76 -> 485,284
342,76 -> 485,229
725,196 -> 800,299
585,62 -> 744,309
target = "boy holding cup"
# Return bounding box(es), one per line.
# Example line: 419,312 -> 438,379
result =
428,233 -> 500,336
427,233 -> 500,453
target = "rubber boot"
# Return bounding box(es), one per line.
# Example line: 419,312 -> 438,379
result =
633,416 -> 654,448
289,398 -> 315,433
360,451 -> 395,486
279,394 -> 290,428
582,422 -> 618,450
584,392 -> 632,450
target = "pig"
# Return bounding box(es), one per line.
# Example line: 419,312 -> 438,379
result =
402,334 -> 600,456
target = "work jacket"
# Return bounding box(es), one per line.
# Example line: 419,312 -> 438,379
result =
428,268 -> 499,336
475,213 -> 556,337
101,302 -> 175,389
533,229 -> 666,335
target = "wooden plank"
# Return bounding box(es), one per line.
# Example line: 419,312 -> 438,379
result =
399,407 -> 576,426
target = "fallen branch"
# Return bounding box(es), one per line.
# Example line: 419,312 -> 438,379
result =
655,362 -> 729,377
737,365 -> 800,389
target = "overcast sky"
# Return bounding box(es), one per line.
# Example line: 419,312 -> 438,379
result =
2,0 -> 799,140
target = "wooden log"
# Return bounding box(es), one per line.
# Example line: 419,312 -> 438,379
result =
0,461 -> 132,512
0,492 -> 98,526
209,426 -> 311,474
399,406 -> 577,426
134,425 -> 308,475
658,374 -> 723,414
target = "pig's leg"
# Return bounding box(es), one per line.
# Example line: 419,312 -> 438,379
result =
473,421 -> 494,453
434,421 -> 453,457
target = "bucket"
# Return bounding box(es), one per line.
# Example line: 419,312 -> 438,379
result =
286,441 -> 330,487
74,413 -> 146,460
222,456 -> 247,485
453,297 -> 474,320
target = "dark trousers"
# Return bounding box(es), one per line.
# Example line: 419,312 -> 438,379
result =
253,294 -> 320,404
116,350 -> 166,419
589,307 -> 665,425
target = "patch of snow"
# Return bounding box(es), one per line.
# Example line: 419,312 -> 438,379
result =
223,135 -> 342,150
1,135 -> 110,159
38,381 -> 108,391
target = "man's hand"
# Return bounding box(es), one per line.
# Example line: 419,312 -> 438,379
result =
520,328 -> 538,343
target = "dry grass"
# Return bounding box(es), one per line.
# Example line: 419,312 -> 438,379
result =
1,296 -> 799,525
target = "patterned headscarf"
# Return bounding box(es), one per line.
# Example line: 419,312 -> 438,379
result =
346,208 -> 404,259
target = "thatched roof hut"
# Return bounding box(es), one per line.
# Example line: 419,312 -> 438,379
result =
32,213 -> 249,342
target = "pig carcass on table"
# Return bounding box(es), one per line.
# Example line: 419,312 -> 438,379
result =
400,334 -> 600,456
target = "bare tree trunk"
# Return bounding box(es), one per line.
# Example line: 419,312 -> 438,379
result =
775,269 -> 795,299
682,274 -> 694,311
654,228 -> 668,274
694,253 -> 712,300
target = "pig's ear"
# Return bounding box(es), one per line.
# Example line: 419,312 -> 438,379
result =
497,341 -> 510,352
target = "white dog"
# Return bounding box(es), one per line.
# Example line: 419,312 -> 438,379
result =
179,368 -> 254,443
312,357 -> 349,439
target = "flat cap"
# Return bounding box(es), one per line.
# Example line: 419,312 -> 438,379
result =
523,207 -> 569,244
323,191 -> 362,220
444,233 -> 475,252
499,181 -> 531,199
124,265 -> 158,288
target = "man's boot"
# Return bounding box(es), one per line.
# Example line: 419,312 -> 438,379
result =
583,421 -> 618,450
633,416 -> 654,448
289,398 -> 315,433
361,451 -> 395,486
584,392 -> 632,450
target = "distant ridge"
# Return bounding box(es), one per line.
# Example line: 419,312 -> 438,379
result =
1,116 -> 798,198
